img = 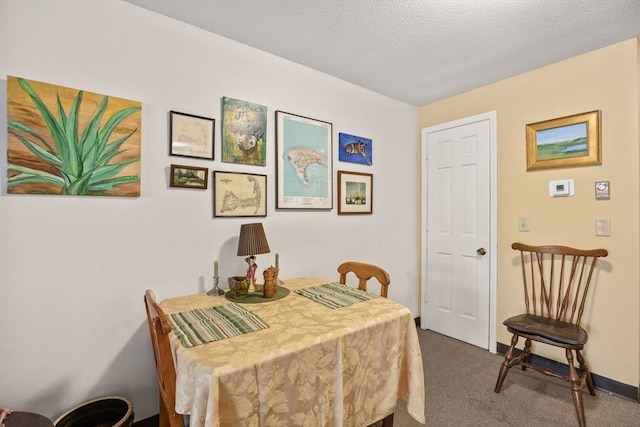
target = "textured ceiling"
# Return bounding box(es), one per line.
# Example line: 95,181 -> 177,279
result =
125,0 -> 640,106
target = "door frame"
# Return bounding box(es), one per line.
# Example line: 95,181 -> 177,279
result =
420,111 -> 498,353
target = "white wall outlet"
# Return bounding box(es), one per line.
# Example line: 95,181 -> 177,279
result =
595,219 -> 611,236
518,216 -> 530,232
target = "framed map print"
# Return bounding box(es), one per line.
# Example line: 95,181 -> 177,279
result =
169,111 -> 215,160
213,171 -> 267,217
275,111 -> 332,210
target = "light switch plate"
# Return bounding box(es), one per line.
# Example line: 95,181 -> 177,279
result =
518,216 -> 530,232
596,219 -> 610,236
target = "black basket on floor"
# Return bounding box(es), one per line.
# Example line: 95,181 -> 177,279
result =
54,396 -> 134,427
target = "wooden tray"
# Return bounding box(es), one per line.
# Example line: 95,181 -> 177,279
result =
224,286 -> 290,303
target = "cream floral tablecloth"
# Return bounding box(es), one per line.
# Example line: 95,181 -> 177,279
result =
160,277 -> 425,427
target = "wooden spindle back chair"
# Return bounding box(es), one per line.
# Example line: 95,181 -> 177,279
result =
338,261 -> 394,426
337,261 -> 391,298
144,290 -> 184,427
494,243 -> 608,427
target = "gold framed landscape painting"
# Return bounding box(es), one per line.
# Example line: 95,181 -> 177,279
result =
526,110 -> 600,171
6,76 -> 142,196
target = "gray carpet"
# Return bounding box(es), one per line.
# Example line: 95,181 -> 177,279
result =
392,329 -> 639,427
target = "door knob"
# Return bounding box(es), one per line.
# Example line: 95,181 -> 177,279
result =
477,247 -> 487,256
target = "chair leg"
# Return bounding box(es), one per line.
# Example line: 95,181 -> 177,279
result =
521,338 -> 531,371
495,334 -> 519,393
566,349 -> 587,427
159,394 -> 170,427
576,349 -> 596,396
381,412 -> 394,427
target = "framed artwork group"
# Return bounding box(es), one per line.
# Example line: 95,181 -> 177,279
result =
167,101 -> 376,217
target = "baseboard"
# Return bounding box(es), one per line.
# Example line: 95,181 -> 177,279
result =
133,414 -> 158,426
496,342 -> 639,402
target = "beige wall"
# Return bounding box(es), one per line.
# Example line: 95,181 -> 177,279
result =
418,38 -> 640,387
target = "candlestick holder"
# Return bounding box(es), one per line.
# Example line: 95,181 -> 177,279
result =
207,276 -> 225,296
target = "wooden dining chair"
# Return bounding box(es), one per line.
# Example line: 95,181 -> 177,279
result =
338,261 -> 393,426
494,243 -> 608,427
144,290 -> 184,427
337,261 -> 391,298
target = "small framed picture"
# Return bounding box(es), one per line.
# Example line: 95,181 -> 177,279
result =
170,165 -> 209,189
169,111 -> 215,160
526,110 -> 600,171
213,171 -> 267,217
337,171 -> 373,215
338,132 -> 372,165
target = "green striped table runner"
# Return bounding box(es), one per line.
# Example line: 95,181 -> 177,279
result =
168,303 -> 269,348
294,282 -> 377,309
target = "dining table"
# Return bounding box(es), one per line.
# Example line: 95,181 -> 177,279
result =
160,276 -> 426,427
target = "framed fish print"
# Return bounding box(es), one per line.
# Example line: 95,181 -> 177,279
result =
275,111 -> 332,210
338,132 -> 372,165
337,171 -> 373,215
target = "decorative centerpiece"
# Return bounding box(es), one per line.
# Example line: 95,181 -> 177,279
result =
207,260 -> 225,296
263,266 -> 277,298
228,276 -> 249,298
275,253 -> 283,285
236,223 -> 271,293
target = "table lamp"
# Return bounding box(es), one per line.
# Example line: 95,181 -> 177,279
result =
237,222 -> 271,292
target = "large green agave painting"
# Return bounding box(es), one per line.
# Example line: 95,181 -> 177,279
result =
7,76 -> 142,196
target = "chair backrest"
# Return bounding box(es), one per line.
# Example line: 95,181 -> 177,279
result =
337,261 -> 390,298
511,243 -> 608,325
144,290 -> 182,427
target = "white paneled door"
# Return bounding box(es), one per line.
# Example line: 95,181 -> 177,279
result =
421,112 -> 496,350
